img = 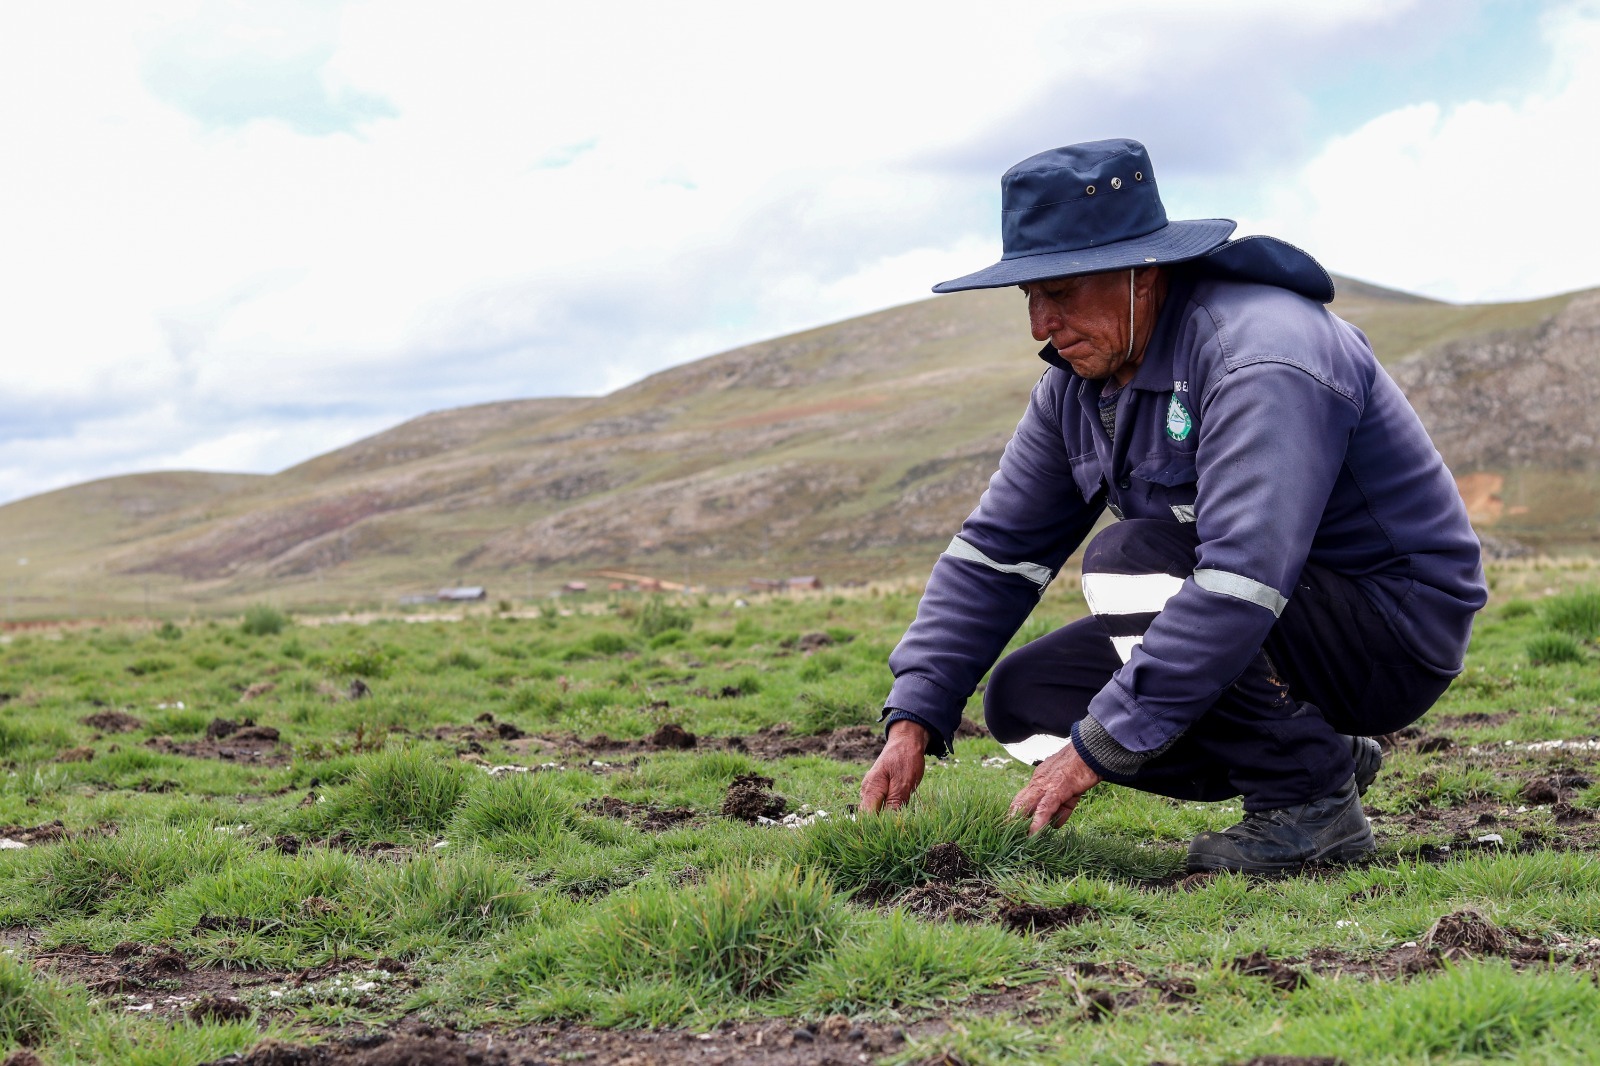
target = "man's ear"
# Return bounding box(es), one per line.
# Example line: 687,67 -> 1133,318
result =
1133,266 -> 1164,297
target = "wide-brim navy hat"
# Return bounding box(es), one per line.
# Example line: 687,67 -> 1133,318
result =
932,138 -> 1237,293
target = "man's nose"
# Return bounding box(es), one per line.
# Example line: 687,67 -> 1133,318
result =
1028,293 -> 1060,342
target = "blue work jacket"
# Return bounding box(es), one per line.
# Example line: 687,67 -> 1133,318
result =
884,268 -> 1487,759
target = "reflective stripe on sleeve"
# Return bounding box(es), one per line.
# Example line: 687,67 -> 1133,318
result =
1081,572 -> 1184,616
942,536 -> 1054,590
1193,568 -> 1289,616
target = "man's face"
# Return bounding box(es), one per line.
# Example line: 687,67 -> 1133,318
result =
1022,270 -> 1136,382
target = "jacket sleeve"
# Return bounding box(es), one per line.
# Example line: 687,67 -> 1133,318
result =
1075,357 -> 1363,768
883,373 -> 1104,754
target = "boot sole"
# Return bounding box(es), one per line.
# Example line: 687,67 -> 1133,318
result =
1185,825 -> 1376,875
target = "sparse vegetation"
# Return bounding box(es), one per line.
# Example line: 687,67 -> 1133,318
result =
0,579 -> 1598,1063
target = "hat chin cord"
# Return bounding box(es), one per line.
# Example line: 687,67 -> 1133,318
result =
1125,268 -> 1135,365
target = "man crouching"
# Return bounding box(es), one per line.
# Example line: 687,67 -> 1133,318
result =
860,138 -> 1485,874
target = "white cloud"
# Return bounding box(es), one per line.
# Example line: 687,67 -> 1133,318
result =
0,0 -> 1581,505
1249,2 -> 1600,302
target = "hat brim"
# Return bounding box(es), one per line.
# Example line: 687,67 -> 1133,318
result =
931,218 -> 1237,293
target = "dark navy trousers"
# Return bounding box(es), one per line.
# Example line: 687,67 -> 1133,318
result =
984,520 -> 1454,810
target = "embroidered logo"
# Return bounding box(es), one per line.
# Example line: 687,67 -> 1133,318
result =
1165,393 -> 1193,441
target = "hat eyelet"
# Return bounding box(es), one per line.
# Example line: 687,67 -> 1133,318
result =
1134,171 -> 1144,181
1110,176 -> 1122,190
1085,185 -> 1096,195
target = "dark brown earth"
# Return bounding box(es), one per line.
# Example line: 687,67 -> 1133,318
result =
1230,951 -> 1310,992
144,732 -> 290,766
2,1050 -> 46,1066
922,842 -> 976,882
79,709 -> 144,733
720,773 -> 787,821
581,796 -> 696,832
998,901 -> 1098,933
34,943 -> 281,1020
647,722 -> 697,749
0,821 -> 67,845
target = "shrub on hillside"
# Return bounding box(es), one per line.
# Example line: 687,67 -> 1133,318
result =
636,597 -> 694,638
240,604 -> 290,636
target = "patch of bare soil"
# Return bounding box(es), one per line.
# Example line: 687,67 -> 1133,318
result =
582,796 -> 696,832
853,880 -> 1002,923
998,901 -> 1097,934
145,721 -> 289,766
3,1049 -> 46,1066
532,717 -> 989,768
721,773 -> 787,821
1230,1058 -> 1347,1066
1229,951 -> 1310,992
201,1014 -> 930,1066
79,709 -> 144,733
0,821 -> 68,845
34,943 -> 277,1019
647,723 -> 697,749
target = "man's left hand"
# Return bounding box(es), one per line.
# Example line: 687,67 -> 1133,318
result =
1008,744 -> 1102,834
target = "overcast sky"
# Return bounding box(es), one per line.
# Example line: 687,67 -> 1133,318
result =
3,0 -> 1597,505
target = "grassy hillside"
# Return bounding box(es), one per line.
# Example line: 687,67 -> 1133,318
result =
0,276 -> 1595,618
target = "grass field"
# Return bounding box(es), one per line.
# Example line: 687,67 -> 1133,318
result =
2,578 -> 1600,1065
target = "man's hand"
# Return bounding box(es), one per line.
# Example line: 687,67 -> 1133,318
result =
859,720 -> 929,813
1008,743 -> 1102,834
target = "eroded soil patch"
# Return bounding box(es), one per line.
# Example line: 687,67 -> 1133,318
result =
582,796 -> 696,831
35,943 -> 280,1020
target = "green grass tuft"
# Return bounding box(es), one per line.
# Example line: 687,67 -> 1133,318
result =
299,747 -> 470,839
1540,589 -> 1600,639
239,604 -> 290,636
1526,632 -> 1584,665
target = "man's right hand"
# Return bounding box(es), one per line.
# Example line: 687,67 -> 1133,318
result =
858,719 -> 929,813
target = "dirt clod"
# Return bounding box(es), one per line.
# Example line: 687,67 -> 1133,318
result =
79,710 -> 144,733
923,842 -> 977,883
1235,1058 -> 1347,1066
1415,735 -> 1455,753
647,723 -> 697,749
348,679 -> 371,700
1424,908 -> 1508,956
0,821 -> 66,845
54,746 -> 95,763
998,901 -> 1096,932
582,796 -> 695,832
1520,778 -> 1562,805
190,995 -> 252,1023
495,721 -> 525,741
3,1051 -> 46,1066
796,632 -> 834,652
721,772 -> 787,821
207,717 -> 242,740
1230,950 -> 1310,992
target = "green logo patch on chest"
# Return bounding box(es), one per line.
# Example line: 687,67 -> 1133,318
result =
1165,393 -> 1193,441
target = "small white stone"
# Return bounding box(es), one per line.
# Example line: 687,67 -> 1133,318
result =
0,839 -> 26,850
125,1003 -> 154,1012
433,840 -> 449,849
1476,833 -> 1504,845
1401,941 -> 1418,948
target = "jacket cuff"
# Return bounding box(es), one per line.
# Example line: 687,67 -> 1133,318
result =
1071,715 -> 1150,778
882,710 -> 950,758
879,673 -> 961,756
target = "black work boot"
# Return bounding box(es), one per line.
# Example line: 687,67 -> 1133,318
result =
1186,777 -> 1375,874
1347,735 -> 1383,796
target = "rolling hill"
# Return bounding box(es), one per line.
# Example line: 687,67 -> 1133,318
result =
1,276 -> 1596,618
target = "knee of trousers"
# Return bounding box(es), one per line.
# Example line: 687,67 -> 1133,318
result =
982,647 -> 1031,736
1082,518 -> 1199,578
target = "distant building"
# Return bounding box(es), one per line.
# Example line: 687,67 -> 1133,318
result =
787,576 -> 822,591
437,587 -> 488,601
562,581 -> 589,594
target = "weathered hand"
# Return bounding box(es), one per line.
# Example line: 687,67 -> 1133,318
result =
1008,743 -> 1102,834
859,720 -> 929,813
